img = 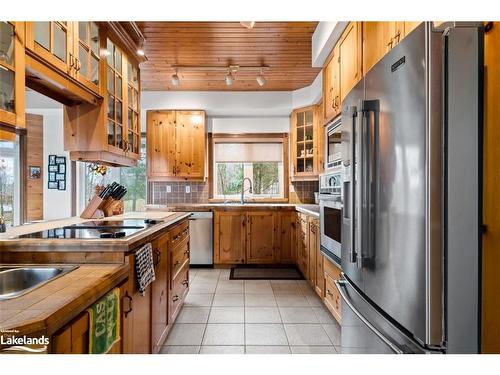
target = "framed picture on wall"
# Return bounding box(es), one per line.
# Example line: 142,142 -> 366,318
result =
48,181 -> 58,189
48,172 -> 56,182
58,180 -> 66,190
29,166 -> 41,179
48,155 -> 56,165
48,165 -> 58,172
58,164 -> 66,173
55,156 -> 66,164
48,155 -> 66,190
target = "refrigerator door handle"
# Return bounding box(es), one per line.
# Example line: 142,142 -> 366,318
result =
335,277 -> 405,354
359,99 -> 380,267
349,105 -> 358,264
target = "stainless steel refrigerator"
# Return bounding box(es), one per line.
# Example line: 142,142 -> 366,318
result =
336,22 -> 483,354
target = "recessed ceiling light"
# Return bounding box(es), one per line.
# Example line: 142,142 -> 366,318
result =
171,72 -> 180,86
137,48 -> 145,56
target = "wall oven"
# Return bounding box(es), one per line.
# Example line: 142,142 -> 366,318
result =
319,169 -> 342,264
324,116 -> 342,171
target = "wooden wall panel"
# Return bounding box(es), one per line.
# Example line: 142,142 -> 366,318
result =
482,22 -> 500,354
26,113 -> 44,221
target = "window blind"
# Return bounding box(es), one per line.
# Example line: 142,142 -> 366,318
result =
214,142 -> 283,163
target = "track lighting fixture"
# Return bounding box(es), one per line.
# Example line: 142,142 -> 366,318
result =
137,43 -> 145,56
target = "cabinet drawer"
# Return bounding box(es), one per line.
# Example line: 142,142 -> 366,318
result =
171,236 -> 190,281
324,274 -> 342,324
169,220 -> 189,249
169,261 -> 189,322
324,257 -> 342,280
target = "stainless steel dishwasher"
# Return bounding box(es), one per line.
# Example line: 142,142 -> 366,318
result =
188,211 -> 213,266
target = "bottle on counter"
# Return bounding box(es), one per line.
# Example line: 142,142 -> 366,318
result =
0,215 -> 6,233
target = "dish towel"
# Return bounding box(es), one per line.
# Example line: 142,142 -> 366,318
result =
134,243 -> 156,296
87,288 -> 121,354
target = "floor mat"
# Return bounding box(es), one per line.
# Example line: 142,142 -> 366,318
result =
230,265 -> 303,280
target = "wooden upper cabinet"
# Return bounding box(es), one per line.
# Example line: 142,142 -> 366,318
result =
339,22 -> 363,103
73,22 -> 101,94
246,211 -> 276,264
147,111 -> 176,178
214,211 -> 246,264
362,22 -> 386,74
26,21 -> 74,76
291,105 -> 322,180
0,22 -> 25,128
383,22 -> 405,51
146,110 -> 206,181
175,111 -> 206,179
323,44 -> 341,124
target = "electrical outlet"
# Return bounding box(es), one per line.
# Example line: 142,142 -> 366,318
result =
185,185 -> 191,194
166,185 -> 171,193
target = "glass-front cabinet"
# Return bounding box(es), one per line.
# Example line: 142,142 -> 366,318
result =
291,104 -> 322,180
74,21 -> 100,93
26,21 -> 73,75
0,21 -> 25,128
106,38 -> 125,152
127,61 -> 140,156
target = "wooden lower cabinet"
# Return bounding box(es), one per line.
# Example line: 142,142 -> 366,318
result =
323,257 -> 342,324
246,211 -> 277,263
277,211 -> 297,263
121,218 -> 190,354
151,233 -> 169,354
52,312 -> 90,354
214,211 -> 247,264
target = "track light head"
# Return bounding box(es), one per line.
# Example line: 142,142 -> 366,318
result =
256,74 -> 266,87
225,72 -> 234,86
171,72 -> 180,86
240,21 -> 255,29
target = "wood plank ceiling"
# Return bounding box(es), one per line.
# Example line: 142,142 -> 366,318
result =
136,22 -> 321,91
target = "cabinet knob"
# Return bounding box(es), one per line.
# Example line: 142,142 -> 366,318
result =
123,291 -> 133,317
172,295 -> 180,302
182,280 -> 189,286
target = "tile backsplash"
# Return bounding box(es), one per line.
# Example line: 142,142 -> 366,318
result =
289,180 -> 319,204
149,181 -> 209,205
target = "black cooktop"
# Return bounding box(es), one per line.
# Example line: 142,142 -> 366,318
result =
16,219 -> 164,239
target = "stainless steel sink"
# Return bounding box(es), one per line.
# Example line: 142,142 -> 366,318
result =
0,266 -> 78,300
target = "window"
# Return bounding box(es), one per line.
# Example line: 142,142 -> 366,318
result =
80,136 -> 146,212
212,135 -> 288,200
0,133 -> 21,226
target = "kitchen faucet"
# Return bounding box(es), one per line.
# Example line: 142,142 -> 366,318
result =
241,177 -> 253,204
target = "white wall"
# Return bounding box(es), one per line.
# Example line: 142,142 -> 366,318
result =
26,108 -> 72,221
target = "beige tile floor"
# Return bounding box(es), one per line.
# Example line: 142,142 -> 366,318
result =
160,268 -> 341,354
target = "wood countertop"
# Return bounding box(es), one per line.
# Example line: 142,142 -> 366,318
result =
0,211 -> 191,253
0,263 -> 129,337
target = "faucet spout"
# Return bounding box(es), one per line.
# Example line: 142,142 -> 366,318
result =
241,177 -> 253,204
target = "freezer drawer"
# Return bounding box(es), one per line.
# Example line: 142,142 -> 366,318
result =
335,274 -> 440,354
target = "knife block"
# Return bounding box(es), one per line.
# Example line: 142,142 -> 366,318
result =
100,197 -> 124,217
80,194 -> 105,219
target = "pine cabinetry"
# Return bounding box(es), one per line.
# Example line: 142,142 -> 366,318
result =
323,257 -> 342,324
339,22 -> 363,103
291,105 -> 322,180
52,312 -> 90,354
246,211 -> 277,264
147,110 -> 206,181
214,211 -> 247,264
214,209 -> 297,265
0,22 -> 25,128
151,233 -> 169,354
323,44 -> 341,124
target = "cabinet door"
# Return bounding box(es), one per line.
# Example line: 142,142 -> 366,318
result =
147,110 -> 176,178
214,211 -> 246,264
73,21 -> 100,94
0,21 -> 25,128
314,226 -> 324,297
151,234 -> 169,353
362,22 -> 386,74
296,215 -> 309,278
339,22 -> 362,103
126,60 -> 141,156
323,53 -> 335,123
119,278 -> 134,354
175,111 -> 206,179
278,211 -> 296,263
383,22 -> 405,51
291,106 -> 317,179
51,312 -> 89,354
26,21 -> 73,75
308,219 -> 318,287
331,44 -> 341,117
246,211 -> 277,264
403,22 -> 421,38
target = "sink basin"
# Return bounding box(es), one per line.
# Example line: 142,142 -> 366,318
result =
0,266 -> 78,300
